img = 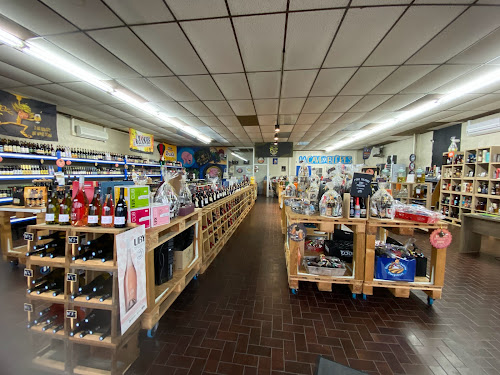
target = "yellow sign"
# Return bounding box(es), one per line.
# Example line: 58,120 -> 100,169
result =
129,128 -> 154,154
162,143 -> 177,162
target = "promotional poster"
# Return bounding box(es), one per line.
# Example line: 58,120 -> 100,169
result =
177,146 -> 227,179
162,143 -> 177,162
129,128 -> 154,154
116,226 -> 147,334
0,90 -> 57,141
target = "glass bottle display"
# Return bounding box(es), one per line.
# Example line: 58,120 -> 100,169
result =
397,168 -> 406,183
88,184 -> 101,227
101,187 -> 114,228
58,187 -> 71,225
114,187 -> 127,228
71,176 -> 89,226
45,186 -> 59,224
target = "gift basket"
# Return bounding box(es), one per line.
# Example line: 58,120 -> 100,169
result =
318,188 -> 342,217
290,198 -> 315,215
306,174 -> 320,209
154,169 -> 180,219
303,254 -> 348,276
370,187 -> 395,219
394,203 -> 444,224
285,183 -> 297,197
178,173 -> 195,216
374,240 -> 416,282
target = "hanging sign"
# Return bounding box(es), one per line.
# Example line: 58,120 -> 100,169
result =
297,155 -> 353,164
430,229 -> 452,248
350,172 -> 373,198
0,90 -> 58,141
129,128 -> 154,154
161,143 -> 177,162
255,142 -> 293,157
116,226 -> 147,334
362,147 -> 372,160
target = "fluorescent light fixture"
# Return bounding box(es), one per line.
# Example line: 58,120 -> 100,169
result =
438,68 -> 500,104
231,152 -> 247,162
0,29 -> 24,48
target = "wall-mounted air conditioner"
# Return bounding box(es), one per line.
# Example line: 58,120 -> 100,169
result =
75,123 -> 108,142
467,118 -> 500,136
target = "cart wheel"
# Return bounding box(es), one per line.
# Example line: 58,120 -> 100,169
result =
147,322 -> 159,338
427,297 -> 434,306
291,288 -> 298,295
352,293 -> 357,300
193,273 -> 199,281
10,259 -> 19,269
40,266 -> 50,275
362,294 -> 367,300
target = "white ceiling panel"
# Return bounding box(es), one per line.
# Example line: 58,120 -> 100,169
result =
103,0 -> 173,24
296,113 -> 321,124
61,83 -> 122,105
233,14 -> 285,71
372,94 -> 425,112
166,0 -> 227,19
401,64 -> 476,94
133,23 -> 207,75
203,101 -> 234,115
117,78 -> 174,102
294,125 -> 312,132
325,96 -> 362,112
309,68 -> 356,96
370,65 -> 437,95
348,95 -> 392,112
9,86 -> 77,106
182,19 -> 243,74
88,28 -> 172,76
351,0 -> 411,4
258,115 -> 278,125
340,66 -> 397,95
155,101 -> 193,116
0,61 -> 50,86
254,99 -> 279,115
228,0 -> 287,15
41,0 -> 123,29
179,101 -> 213,116
355,112 -> 390,123
110,103 -> 157,118
199,116 -> 225,127
324,7 -> 405,68
33,84 -> 101,105
408,7 -> 500,64
432,65 -> 500,94
315,112 -> 343,123
176,116 -> 208,128
449,28 -> 500,65
0,75 -> 24,89
289,0 -> 349,10
219,116 -> 241,127
244,126 -> 261,133
301,97 -> 333,113
281,70 -> 318,98
365,6 -> 466,65
279,98 -> 306,114
212,74 -> 251,100
179,75 -> 224,100
284,10 -> 343,70
228,100 -> 255,115
247,71 -> 281,99
448,94 -> 500,111
436,110 -> 486,123
279,115 -> 299,125
148,77 -> 197,101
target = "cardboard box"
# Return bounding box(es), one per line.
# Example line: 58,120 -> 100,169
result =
100,181 -> 134,205
114,185 -> 150,209
129,207 -> 151,229
151,203 -> 170,227
174,243 -> 194,270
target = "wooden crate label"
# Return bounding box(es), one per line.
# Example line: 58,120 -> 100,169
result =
23,232 -> 34,241
24,268 -> 33,277
68,236 -> 79,244
24,303 -> 33,312
67,273 -> 77,282
66,310 -> 77,319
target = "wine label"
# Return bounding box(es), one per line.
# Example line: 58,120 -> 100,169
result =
114,216 -> 126,225
88,215 -> 99,224
205,198 -> 208,204
101,216 -> 113,224
59,214 -> 69,223
45,213 -> 55,222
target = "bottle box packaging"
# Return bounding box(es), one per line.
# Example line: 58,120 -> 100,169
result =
114,185 -> 150,209
173,243 -> 194,270
129,207 -> 151,229
150,203 -> 170,227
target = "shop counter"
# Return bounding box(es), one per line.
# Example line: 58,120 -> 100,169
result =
460,213 -> 500,253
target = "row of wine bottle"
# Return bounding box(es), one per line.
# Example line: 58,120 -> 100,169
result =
45,178 -> 127,228
192,182 -> 248,209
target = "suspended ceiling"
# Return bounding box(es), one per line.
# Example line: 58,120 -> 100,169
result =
1,0 -> 500,149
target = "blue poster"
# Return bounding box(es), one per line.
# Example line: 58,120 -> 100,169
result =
272,158 -> 278,165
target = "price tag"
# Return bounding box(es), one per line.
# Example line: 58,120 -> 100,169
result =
67,273 -> 77,282
24,268 -> 33,277
23,232 -> 34,241
66,310 -> 77,319
68,236 -> 79,244
24,303 -> 33,312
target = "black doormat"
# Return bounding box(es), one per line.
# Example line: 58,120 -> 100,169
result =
315,356 -> 368,375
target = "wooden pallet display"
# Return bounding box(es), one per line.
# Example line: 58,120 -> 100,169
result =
142,210 -> 202,332
280,197 -> 301,234
200,186 -> 254,274
24,224 -> 140,375
363,218 -> 448,305
391,182 -> 433,210
284,206 -> 366,296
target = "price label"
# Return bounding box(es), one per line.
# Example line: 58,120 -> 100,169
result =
66,310 -> 77,319
67,273 -> 77,282
68,236 -> 79,244
24,303 -> 33,312
23,232 -> 34,241
24,268 -> 33,277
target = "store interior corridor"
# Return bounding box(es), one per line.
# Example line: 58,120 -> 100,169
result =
2,197 -> 500,375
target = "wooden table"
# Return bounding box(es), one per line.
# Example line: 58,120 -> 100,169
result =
460,213 -> 500,253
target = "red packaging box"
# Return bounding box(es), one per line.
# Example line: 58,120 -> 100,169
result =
129,207 -> 151,229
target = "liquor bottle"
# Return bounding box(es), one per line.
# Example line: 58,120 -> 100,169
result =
45,187 -> 59,225
124,248 -> 137,312
349,197 -> 354,218
414,184 -> 423,199
101,187 -> 114,228
193,191 -> 199,208
58,187 -> 71,225
354,197 -> 361,218
325,201 -> 332,216
360,198 -> 367,219
71,176 -> 89,226
88,184 -> 101,227
114,188 -> 127,228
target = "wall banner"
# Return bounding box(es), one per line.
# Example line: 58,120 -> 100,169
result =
129,128 -> 154,154
0,90 -> 57,141
297,155 -> 353,164
162,143 -> 177,162
255,142 -> 293,158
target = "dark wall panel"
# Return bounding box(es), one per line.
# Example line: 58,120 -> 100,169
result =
432,124 -> 462,167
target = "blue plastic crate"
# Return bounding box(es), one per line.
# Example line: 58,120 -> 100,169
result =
375,256 -> 416,282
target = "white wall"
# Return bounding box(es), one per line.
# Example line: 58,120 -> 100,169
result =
462,113 -> 500,150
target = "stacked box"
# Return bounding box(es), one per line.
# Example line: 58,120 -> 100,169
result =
174,243 -> 194,270
129,207 -> 151,229
151,203 -> 170,227
114,185 -> 150,209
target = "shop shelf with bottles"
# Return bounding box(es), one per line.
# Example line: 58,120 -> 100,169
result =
391,182 -> 432,210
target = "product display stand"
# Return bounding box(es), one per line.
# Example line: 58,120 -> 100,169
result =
25,224 -> 139,375
284,206 -> 366,297
200,186 -> 255,273
142,210 -> 202,336
280,197 -> 301,234
362,218 -> 448,305
391,182 -> 432,210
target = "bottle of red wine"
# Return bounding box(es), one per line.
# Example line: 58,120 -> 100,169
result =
114,188 -> 127,228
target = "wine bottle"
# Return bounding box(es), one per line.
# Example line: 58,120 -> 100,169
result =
71,176 -> 89,226
114,188 -> 127,228
72,273 -> 111,300
101,187 -> 114,228
88,184 -> 101,227
58,187 -> 71,225
124,248 -> 137,312
360,198 -> 367,219
86,279 -> 112,300
99,328 -> 111,341
45,187 -> 59,224
38,231 -> 65,241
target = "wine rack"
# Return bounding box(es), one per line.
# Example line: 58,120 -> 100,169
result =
391,182 -> 433,210
24,224 -> 139,375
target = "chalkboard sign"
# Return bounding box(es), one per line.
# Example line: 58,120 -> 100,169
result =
350,173 -> 373,197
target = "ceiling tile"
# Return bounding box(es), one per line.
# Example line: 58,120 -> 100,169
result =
244,126 -> 261,133
203,101 -> 234,115
254,99 -> 279,115
448,27 -> 500,65
199,116 -> 225,127
148,76 -> 197,101
352,0 -> 411,4
34,84 -> 101,105
309,68 -> 356,96
61,83 -> 122,105
279,115 -> 299,125
289,0 -> 349,10
348,95 -> 392,112
228,0 -> 287,14
284,10 -> 343,70
258,115 -> 277,125
401,64 -> 476,94
41,0 -> 123,29
180,75 -> 224,100
370,65 -> 437,95
247,71 -> 281,99
8,85 -> 77,107
182,19 -> 243,73
340,66 -> 397,95
212,73 -> 251,100
233,14 -> 285,71
281,70 -> 318,98
373,94 -> 425,112
0,61 -> 50,86
365,6 -> 466,65
117,78 -> 174,102
432,65 -> 500,94
166,0 -> 227,19
309,123 -> 330,131
103,0 -> 173,23
219,115 -> 241,127
133,23 -> 207,75
449,94 -> 500,111
324,7 -> 405,68
325,96 -> 362,112
296,113 -> 321,124
88,28 -> 172,76
294,125 -> 312,132
229,100 -> 255,115
301,97 -> 333,113
155,101 -> 193,116
0,75 -> 24,89
279,98 -> 306,114
315,112 -> 343,123
179,101 -> 213,116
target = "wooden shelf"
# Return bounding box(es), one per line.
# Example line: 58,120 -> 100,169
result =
26,255 -> 66,267
71,259 -> 117,271
72,295 -> 114,310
